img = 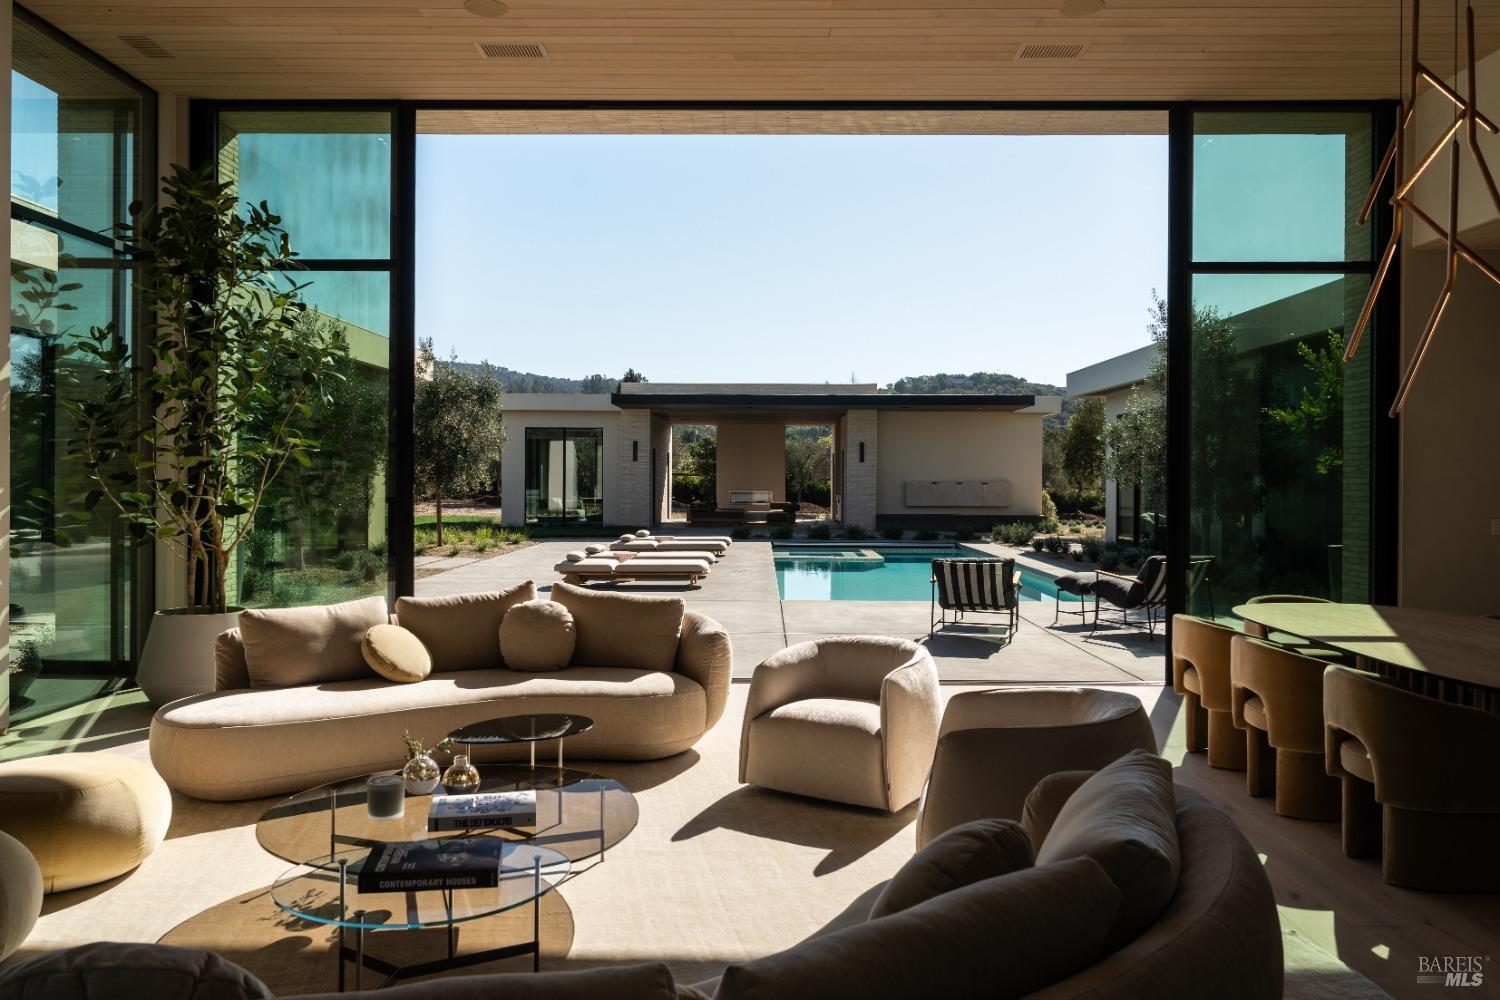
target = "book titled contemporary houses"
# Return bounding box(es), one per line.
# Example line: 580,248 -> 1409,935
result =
499,383 -> 1061,531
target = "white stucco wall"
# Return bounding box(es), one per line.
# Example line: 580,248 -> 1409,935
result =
875,410 -> 1044,520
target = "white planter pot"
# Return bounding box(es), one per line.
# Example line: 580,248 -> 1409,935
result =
136,607 -> 244,708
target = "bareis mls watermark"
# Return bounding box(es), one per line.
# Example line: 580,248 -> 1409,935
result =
1416,955 -> 1487,987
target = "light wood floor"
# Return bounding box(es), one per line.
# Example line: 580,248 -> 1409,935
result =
1158,687 -> 1500,1000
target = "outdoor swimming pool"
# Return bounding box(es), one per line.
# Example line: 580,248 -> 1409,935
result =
773,544 -> 1070,602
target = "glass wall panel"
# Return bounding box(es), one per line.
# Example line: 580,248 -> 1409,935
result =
213,113 -> 394,609
524,429 -> 604,525
1192,112 -> 1373,263
1186,272 -> 1373,616
9,12 -> 152,722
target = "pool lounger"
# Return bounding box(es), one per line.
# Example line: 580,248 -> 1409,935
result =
611,536 -> 727,557
577,546 -> 718,566
555,555 -> 710,586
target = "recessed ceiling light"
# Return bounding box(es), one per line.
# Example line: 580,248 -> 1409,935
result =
1060,0 -> 1105,15
464,0 -> 510,17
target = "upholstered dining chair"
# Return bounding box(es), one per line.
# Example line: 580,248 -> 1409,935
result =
913,687 -> 1156,847
1324,665 -> 1500,891
1170,614 -> 1246,770
739,636 -> 940,812
1229,635 -> 1339,820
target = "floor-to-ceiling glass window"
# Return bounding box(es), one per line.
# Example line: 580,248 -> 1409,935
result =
8,11 -> 154,722
1185,110 -> 1380,618
210,111 -> 394,607
523,428 -> 604,525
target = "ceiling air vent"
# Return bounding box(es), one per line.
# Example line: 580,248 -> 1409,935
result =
476,41 -> 548,60
1015,42 -> 1087,60
119,35 -> 173,59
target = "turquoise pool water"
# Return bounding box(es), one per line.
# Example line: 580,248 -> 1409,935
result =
773,545 -> 1068,602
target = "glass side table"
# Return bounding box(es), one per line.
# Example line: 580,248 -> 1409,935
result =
271,842 -> 568,991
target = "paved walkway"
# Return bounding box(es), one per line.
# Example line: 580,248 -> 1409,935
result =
416,536 -> 1165,685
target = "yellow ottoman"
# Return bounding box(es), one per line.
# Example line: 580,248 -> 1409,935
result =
0,753 -> 172,893
0,830 -> 42,961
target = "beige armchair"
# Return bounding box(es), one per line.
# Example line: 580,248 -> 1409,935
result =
1324,665 -> 1500,891
739,636 -> 940,811
1229,635 -> 1338,820
914,687 -> 1156,847
1171,614 -> 1245,770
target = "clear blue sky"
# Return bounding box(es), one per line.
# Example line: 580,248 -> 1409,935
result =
415,133 -> 1169,388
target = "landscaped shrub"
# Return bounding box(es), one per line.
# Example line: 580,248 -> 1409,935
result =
953,527 -> 976,542
1072,546 -> 1084,561
731,526 -> 752,540
808,522 -> 833,540
844,524 -> 871,540
1032,536 -> 1047,552
991,520 -> 1037,546
916,528 -> 940,541
1099,551 -> 1122,572
881,527 -> 905,540
1039,491 -> 1061,533
1120,547 -> 1143,569
771,525 -> 794,540
1082,540 -> 1103,563
1044,536 -> 1067,555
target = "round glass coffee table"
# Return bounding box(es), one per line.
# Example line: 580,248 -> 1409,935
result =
271,842 -> 568,990
257,764 -> 636,990
449,714 -> 595,770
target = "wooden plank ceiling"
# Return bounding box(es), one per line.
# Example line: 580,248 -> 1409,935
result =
24,0 -> 1500,105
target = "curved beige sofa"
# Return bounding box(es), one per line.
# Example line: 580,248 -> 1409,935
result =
150,585 -> 731,801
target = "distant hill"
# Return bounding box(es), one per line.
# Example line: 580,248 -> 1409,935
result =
451,363 -> 615,394
885,372 -> 1065,397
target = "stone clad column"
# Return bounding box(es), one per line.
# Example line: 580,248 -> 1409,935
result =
842,409 -> 877,530
618,409 -> 652,528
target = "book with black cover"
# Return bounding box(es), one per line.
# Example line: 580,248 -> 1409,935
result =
428,790 -> 538,832
356,838 -> 504,893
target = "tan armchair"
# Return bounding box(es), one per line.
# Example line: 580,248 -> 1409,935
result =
739,636 -> 940,811
914,687 -> 1156,847
1324,665 -> 1500,891
1229,635 -> 1338,820
1170,614 -> 1245,770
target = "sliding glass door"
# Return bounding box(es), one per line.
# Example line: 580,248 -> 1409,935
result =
1182,110 -> 1386,620
8,10 -> 154,722
524,428 -> 603,525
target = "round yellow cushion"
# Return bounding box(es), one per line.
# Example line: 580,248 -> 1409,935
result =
499,600 -> 577,672
362,623 -> 433,683
0,830 -> 42,961
0,753 -> 172,893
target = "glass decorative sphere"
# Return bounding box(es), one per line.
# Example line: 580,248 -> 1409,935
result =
402,754 -> 441,795
441,754 -> 481,795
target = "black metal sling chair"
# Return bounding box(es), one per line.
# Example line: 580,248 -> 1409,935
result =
1092,554 -> 1168,639
930,558 -> 1021,639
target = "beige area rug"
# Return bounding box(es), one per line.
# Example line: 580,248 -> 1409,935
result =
12,685 -> 1389,996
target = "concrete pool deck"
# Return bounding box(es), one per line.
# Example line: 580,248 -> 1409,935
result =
416,536 -> 1166,686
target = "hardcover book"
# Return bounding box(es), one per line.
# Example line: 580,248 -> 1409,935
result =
355,838 -> 504,893
427,790 -> 538,832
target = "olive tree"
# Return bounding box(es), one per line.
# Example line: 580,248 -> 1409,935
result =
413,339 -> 505,545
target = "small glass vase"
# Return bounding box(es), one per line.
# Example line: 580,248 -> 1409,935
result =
442,754 -> 481,795
402,754 -> 441,795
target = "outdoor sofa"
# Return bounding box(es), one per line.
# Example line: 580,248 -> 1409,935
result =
5,750 -> 1282,999
148,584 -> 731,801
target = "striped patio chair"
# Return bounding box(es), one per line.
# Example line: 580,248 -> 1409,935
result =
930,558 -> 1021,639
1092,554 -> 1168,639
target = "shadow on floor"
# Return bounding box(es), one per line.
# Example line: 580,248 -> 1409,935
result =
919,627 -> 1017,659
673,786 -> 913,876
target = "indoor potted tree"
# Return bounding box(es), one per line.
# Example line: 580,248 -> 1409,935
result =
63,163 -> 345,705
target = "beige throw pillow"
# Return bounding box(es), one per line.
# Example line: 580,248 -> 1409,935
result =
362,624 -> 433,683
394,582 -> 535,672
240,595 -> 388,689
1033,749 -> 1179,952
499,600 -> 577,672
870,818 -> 1033,919
550,582 -> 684,672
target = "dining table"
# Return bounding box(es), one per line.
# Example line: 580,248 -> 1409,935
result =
1231,602 -> 1500,713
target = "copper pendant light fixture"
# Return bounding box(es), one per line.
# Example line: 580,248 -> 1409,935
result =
1350,0 -> 1500,416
